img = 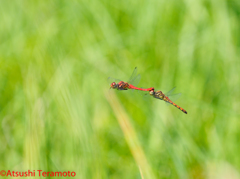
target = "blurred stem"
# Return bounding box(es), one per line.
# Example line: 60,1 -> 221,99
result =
106,91 -> 156,179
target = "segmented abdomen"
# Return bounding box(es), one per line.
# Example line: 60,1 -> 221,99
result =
168,101 -> 187,114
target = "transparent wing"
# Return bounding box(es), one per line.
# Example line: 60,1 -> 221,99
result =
107,77 -> 122,85
143,91 -> 152,101
164,87 -> 182,105
166,93 -> 182,102
128,67 -> 137,83
130,74 -> 141,87
165,87 -> 176,97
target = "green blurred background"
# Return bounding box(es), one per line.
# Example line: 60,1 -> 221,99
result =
1,0 -> 240,178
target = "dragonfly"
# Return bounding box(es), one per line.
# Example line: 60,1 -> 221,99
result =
149,87 -> 187,114
109,67 -> 154,91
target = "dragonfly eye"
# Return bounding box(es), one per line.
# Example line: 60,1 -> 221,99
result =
111,82 -> 117,89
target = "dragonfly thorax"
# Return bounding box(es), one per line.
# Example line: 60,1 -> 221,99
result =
154,91 -> 165,100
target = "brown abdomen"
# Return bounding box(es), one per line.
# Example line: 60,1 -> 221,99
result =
168,101 -> 187,114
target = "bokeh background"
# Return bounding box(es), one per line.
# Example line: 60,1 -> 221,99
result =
1,0 -> 240,178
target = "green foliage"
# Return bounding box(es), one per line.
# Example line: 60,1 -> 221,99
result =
0,0 -> 240,178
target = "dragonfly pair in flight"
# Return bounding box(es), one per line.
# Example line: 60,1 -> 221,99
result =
109,67 -> 187,114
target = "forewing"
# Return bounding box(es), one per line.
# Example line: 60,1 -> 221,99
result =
107,77 -> 121,85
130,74 -> 141,87
165,87 -> 176,97
128,67 -> 138,84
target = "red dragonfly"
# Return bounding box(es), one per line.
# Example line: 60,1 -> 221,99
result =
109,67 -> 154,91
149,87 -> 187,114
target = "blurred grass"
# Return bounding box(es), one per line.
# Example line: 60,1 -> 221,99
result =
1,0 -> 240,178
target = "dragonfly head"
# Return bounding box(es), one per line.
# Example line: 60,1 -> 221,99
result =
149,89 -> 155,96
110,82 -> 118,89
